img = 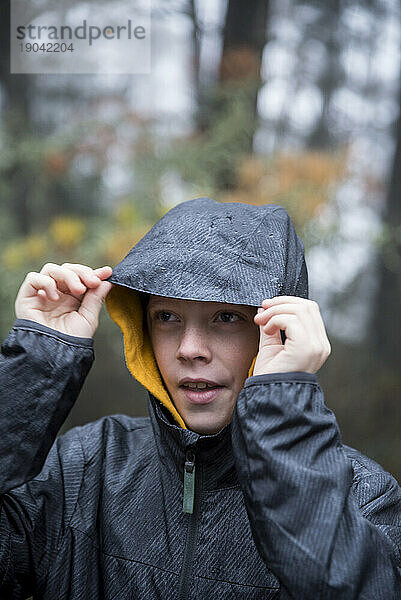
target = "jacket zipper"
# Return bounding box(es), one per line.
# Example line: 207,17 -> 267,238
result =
183,449 -> 196,514
178,449 -> 202,600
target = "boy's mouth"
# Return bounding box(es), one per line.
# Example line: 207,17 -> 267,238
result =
178,379 -> 225,404
180,383 -> 220,390
179,378 -> 223,389
180,385 -> 224,404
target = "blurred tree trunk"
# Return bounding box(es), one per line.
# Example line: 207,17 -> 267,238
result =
370,82 -> 401,372
0,0 -> 33,236
219,0 -> 268,86
306,4 -> 342,150
193,0 -> 269,188
189,0 -> 201,109
355,91 -> 401,478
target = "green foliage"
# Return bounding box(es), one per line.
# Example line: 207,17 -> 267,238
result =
373,222 -> 401,273
134,81 -> 261,200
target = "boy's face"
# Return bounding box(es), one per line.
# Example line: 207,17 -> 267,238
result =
146,295 -> 259,434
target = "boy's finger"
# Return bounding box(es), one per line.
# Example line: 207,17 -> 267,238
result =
78,281 -> 113,320
93,266 -> 113,278
60,263 -> 108,287
256,308 -> 282,349
261,296 -> 307,306
40,263 -> 88,294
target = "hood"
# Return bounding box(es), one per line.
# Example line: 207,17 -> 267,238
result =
105,197 -> 309,430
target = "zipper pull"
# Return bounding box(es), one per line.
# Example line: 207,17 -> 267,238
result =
183,449 -> 196,514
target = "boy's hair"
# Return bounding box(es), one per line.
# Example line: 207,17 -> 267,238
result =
139,291 -> 150,313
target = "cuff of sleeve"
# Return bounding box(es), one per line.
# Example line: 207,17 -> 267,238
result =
13,318 -> 94,348
244,371 -> 319,387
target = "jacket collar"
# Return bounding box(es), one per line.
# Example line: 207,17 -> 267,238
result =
148,393 -> 239,491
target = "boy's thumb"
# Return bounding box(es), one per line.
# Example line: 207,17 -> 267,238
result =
79,281 -> 113,318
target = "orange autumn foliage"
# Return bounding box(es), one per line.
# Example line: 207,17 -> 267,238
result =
221,149 -> 347,229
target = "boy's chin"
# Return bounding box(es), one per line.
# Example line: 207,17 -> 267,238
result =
184,413 -> 231,435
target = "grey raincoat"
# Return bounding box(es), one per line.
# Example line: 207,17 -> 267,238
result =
0,197 -> 400,599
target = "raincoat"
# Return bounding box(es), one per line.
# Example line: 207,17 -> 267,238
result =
0,197 -> 400,599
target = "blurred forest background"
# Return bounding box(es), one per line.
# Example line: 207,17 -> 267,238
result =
0,0 -> 400,479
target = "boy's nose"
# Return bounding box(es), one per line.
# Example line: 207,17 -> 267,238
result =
176,328 -> 212,363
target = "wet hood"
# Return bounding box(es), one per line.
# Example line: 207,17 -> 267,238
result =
105,197 -> 308,429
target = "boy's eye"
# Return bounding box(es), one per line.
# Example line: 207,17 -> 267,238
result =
156,311 -> 178,322
216,312 -> 241,323
153,311 -> 242,323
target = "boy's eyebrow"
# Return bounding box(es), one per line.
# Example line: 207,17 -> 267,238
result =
147,299 -> 254,311
147,298 -> 180,309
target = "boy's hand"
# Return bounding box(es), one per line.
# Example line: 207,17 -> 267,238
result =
253,296 -> 331,375
15,263 -> 114,338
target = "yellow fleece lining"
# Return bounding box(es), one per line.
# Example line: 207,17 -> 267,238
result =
105,285 -> 187,429
105,285 -> 257,430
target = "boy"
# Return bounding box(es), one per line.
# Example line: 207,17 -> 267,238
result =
1,197 -> 400,598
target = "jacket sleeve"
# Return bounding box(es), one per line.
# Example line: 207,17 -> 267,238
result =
231,372 -> 401,600
0,318 -> 94,598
